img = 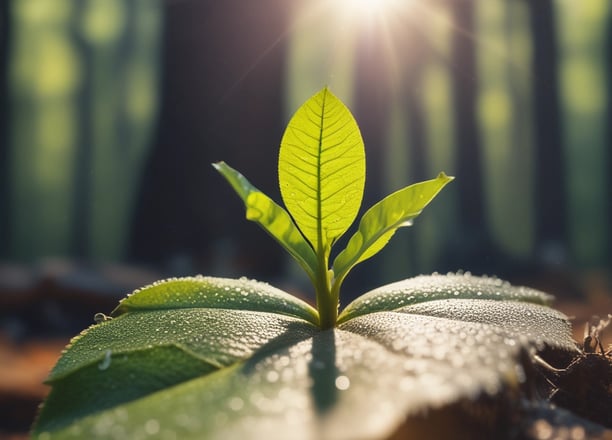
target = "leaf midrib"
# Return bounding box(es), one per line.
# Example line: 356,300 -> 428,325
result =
316,89 -> 326,252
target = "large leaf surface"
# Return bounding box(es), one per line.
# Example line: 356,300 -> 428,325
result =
34,275 -> 578,439
278,87 -> 365,252
213,162 -> 318,282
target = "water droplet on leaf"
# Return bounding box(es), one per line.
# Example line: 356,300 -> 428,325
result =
335,375 -> 350,390
98,350 -> 112,370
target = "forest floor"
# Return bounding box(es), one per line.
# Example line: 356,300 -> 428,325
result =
0,264 -> 610,439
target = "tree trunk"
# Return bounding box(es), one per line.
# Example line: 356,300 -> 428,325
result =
70,1 -> 93,259
129,1 -> 289,278
0,0 -> 10,258
607,6 -> 612,265
527,0 -> 568,263
450,0 -> 486,236
444,0 -> 500,273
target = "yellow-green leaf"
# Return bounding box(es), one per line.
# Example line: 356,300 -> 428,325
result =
278,87 -> 365,253
332,173 -> 453,282
213,162 -> 317,281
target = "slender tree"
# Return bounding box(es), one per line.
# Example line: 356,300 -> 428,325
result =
0,0 -> 10,258
446,0 -> 497,271
607,5 -> 612,265
130,1 -> 289,277
70,1 -> 94,259
450,0 -> 486,234
527,0 -> 568,262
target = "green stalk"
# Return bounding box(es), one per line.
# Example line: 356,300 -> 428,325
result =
314,247 -> 336,329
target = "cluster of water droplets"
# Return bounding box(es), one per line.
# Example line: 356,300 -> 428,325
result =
117,275 -> 317,325
340,271 -> 554,321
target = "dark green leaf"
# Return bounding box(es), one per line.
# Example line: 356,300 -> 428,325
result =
34,275 -> 578,439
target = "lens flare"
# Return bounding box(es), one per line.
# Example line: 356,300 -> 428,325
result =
351,0 -> 394,14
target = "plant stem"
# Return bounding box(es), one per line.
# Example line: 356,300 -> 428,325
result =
315,250 -> 336,329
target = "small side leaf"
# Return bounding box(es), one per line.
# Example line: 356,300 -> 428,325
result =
278,87 -> 365,252
214,162 -> 317,281
332,172 -> 453,281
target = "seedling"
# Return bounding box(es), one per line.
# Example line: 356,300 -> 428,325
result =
33,88 -> 580,440
214,87 -> 452,328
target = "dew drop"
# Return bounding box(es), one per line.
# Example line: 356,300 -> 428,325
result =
228,397 -> 244,411
98,350 -> 112,371
335,375 -> 350,391
266,371 -> 280,383
144,419 -> 160,435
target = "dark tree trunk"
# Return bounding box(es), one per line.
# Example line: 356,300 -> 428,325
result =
0,0 -> 10,258
129,1 -> 289,278
527,0 -> 568,263
70,2 -> 93,259
450,0 -> 486,237
607,7 -> 612,265
444,0 -> 500,273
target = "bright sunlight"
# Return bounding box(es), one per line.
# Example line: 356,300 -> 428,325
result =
349,0 -> 400,14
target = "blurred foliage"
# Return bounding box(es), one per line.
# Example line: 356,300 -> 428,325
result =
6,0 -> 161,261
1,0 -> 610,282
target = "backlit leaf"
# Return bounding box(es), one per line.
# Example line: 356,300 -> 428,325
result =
213,162 -> 317,281
278,87 -> 365,252
332,173 -> 453,282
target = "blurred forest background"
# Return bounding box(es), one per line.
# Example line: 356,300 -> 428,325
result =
1,0 -> 611,299
0,0 -> 611,435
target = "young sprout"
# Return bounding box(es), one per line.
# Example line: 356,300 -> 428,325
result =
215,87 -> 453,328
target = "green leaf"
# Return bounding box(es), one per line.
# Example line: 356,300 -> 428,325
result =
278,87 -> 365,253
332,172 -> 453,282
338,272 -> 554,324
35,277 -> 318,433
113,276 -> 319,324
213,162 -> 318,282
34,275 -> 578,440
